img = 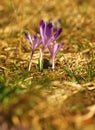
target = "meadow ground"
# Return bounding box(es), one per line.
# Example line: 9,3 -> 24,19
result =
0,0 -> 95,130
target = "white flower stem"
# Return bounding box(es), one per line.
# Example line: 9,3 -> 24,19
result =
28,59 -> 32,71
28,53 -> 33,71
52,58 -> 55,70
39,48 -> 43,71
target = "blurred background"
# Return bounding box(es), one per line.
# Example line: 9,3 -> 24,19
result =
0,0 -> 95,39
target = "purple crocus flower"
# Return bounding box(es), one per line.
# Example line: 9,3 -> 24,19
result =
40,20 -> 62,52
48,41 -> 64,70
39,20 -> 62,71
24,32 -> 42,71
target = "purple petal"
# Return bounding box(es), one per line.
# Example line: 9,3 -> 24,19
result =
54,28 -> 62,39
53,42 -> 64,58
34,34 -> 38,39
40,20 -> 45,29
33,34 -> 42,45
53,41 -> 58,54
32,35 -> 42,51
24,32 -> 30,40
47,43 -> 52,55
46,22 -> 53,37
24,32 -> 33,45
38,36 -> 42,45
40,20 -> 45,39
57,43 -> 64,52
36,38 -> 42,47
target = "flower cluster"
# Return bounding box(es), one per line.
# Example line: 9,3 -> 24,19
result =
25,20 -> 64,71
